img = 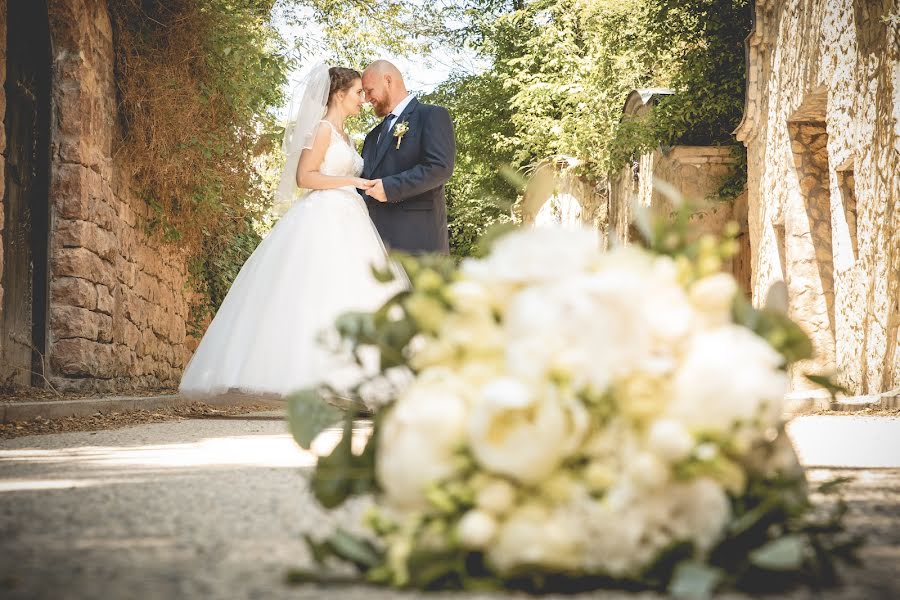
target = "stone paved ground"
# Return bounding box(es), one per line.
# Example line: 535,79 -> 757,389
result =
0,413 -> 898,600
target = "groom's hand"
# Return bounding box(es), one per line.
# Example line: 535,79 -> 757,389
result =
367,179 -> 388,203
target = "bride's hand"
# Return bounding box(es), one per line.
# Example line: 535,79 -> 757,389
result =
354,178 -> 376,189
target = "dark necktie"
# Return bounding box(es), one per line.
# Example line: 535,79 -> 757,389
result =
376,114 -> 394,144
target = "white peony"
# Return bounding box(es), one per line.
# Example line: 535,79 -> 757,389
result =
673,477 -> 732,554
689,273 -> 738,329
575,477 -> 731,576
461,226 -> 601,286
647,418 -> 695,462
604,251 -> 696,348
457,509 -> 498,548
504,273 -> 653,390
445,280 -> 492,314
475,478 -> 517,515
467,378 -> 588,484
376,369 -> 469,511
667,325 -> 788,434
487,504 -> 582,572
627,451 -> 670,489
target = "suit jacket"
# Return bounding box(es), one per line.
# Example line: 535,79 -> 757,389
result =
361,98 -> 455,254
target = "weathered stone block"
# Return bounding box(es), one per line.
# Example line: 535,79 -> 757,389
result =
52,165 -> 117,228
55,218 -> 119,262
52,247 -> 115,288
96,284 -> 113,315
97,313 -> 113,344
51,276 -> 98,310
50,338 -> 113,378
50,305 -> 101,341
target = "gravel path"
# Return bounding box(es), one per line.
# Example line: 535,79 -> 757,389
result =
0,413 -> 898,599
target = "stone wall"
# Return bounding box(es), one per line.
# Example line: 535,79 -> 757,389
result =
607,145 -> 749,294
0,0 -> 192,392
735,0 -> 900,393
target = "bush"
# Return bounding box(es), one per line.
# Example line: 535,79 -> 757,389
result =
109,0 -> 290,324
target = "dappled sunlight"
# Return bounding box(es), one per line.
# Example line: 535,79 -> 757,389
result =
0,426 -> 372,475
788,416 -> 900,469
0,477 -> 148,493
0,435 -> 311,470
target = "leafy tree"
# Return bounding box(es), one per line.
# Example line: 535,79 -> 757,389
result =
424,72 -> 518,257
437,0 -> 751,240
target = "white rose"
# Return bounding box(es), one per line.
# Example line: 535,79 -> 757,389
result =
409,337 -> 457,370
487,504 -> 582,572
690,273 -> 738,328
628,451 -> 670,489
457,509 -> 498,548
475,478 -> 517,515
673,477 -> 731,553
668,325 -> 788,434
460,226 -> 601,286
403,293 -> 446,333
504,274 -> 652,389
376,369 -> 469,511
442,311 -> 505,358
445,280 -> 491,314
642,256 -> 696,345
647,418 -> 694,462
467,378 -> 588,484
584,460 -> 616,492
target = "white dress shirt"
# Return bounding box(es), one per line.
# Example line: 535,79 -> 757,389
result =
379,94 -> 416,142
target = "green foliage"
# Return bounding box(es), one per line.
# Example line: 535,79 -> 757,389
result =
111,0 -> 290,325
424,73 -> 518,257
278,0 -> 446,62
111,0 -> 435,320
435,0 -> 752,244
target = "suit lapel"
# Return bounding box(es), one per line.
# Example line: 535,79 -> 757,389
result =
362,128 -> 379,177
370,97 -> 419,174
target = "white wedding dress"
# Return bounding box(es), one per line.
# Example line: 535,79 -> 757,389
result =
179,122 -> 401,397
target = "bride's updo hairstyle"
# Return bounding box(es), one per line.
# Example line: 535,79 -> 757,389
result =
328,67 -> 361,105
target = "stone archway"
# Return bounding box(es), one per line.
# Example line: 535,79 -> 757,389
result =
1,0 -> 52,386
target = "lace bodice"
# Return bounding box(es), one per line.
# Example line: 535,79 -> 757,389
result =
318,121 -> 364,178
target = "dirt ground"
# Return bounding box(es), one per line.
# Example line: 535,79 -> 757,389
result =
0,386 -> 177,404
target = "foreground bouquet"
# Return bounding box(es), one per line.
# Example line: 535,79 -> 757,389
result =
288,222 -> 859,596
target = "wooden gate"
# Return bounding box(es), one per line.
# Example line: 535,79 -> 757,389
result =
1,0 -> 52,386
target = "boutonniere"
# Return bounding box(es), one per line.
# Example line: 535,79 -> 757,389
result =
393,120 -> 409,149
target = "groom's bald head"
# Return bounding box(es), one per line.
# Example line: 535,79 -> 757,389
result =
362,60 -> 408,117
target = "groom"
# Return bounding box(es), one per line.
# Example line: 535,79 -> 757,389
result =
360,61 -> 455,255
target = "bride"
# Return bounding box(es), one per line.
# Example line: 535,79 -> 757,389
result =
179,64 -> 401,397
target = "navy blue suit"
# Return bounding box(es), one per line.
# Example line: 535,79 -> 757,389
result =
361,98 -> 455,255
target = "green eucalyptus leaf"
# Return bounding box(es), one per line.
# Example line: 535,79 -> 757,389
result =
817,476 -> 853,495
287,388 -> 342,450
668,562 -> 723,599
371,263 -> 397,283
749,535 -> 806,571
407,547 -> 466,589
311,412 -> 355,509
728,498 -> 780,536
732,295 -> 813,364
805,373 -> 851,400
326,528 -> 383,570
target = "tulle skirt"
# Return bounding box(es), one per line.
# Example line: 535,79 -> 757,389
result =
179,188 -> 401,397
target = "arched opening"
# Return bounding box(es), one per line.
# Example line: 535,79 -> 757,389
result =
1,0 -> 52,386
534,193 -> 583,228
